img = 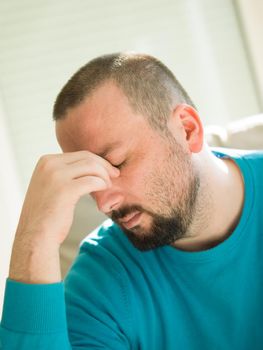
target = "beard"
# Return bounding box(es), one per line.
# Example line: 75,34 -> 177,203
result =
111,136 -> 201,251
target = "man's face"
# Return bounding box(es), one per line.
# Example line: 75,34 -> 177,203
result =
56,82 -> 200,251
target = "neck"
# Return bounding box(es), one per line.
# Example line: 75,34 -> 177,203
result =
172,148 -> 244,252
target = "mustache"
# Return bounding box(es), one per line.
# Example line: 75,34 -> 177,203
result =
111,204 -> 145,221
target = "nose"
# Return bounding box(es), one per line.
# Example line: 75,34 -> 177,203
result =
92,187 -> 124,215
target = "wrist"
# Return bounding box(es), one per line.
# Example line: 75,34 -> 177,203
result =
9,234 -> 61,284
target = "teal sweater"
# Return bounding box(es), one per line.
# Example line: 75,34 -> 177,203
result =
1,149 -> 263,349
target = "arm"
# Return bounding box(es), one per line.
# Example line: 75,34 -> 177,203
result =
0,151 -> 122,349
1,245 -> 132,350
0,278 -> 71,350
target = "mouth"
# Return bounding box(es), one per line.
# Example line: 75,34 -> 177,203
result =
118,211 -> 142,229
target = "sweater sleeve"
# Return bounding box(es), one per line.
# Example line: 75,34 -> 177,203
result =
0,244 -> 133,349
0,278 -> 71,349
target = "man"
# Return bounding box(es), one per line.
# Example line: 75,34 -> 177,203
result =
1,52 -> 263,349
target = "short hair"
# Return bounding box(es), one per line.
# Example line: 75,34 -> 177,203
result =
53,52 -> 196,132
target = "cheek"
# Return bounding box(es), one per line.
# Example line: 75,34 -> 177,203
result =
144,168 -> 169,199
120,160 -> 153,198
142,161 -> 170,198
143,157 -> 185,205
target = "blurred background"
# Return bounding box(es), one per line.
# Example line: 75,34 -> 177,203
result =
0,0 -> 263,312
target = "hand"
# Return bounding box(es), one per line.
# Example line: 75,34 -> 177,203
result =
15,150 -> 120,246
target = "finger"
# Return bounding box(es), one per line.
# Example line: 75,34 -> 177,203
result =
41,151 -> 89,162
66,160 -> 112,187
59,151 -> 120,178
71,176 -> 109,197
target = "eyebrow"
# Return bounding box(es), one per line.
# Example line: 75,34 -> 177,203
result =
96,141 -> 122,158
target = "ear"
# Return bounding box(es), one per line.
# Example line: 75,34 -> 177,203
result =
169,104 -> 204,153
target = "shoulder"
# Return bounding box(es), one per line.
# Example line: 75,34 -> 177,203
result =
79,219 -> 138,265
64,220 -> 136,344
65,219 -> 140,288
212,147 -> 263,199
64,220 -> 134,312
211,146 -> 263,159
65,219 -> 159,292
211,147 -> 263,171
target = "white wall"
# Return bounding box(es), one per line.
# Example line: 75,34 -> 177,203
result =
234,0 -> 263,109
0,97 -> 22,314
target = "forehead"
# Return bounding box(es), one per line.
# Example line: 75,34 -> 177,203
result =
56,82 -> 150,154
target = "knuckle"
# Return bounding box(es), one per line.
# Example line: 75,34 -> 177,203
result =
85,159 -> 108,177
89,176 -> 106,190
92,161 -> 104,172
78,150 -> 91,159
38,155 -> 57,172
39,154 -> 52,163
